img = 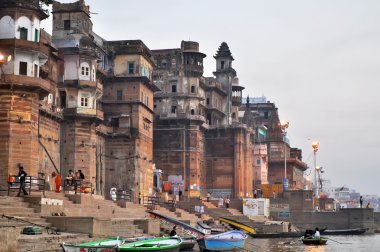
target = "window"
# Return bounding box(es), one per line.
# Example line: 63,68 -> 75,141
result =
34,64 -> 38,77
191,85 -> 195,93
191,109 -> 195,115
206,98 -> 209,105
19,61 -> 27,75
171,106 -> 177,114
172,85 -> 177,93
64,20 -> 71,30
110,117 -> 119,127
128,62 -> 135,74
80,97 -> 89,107
256,159 -> 261,165
264,112 -> 269,119
221,61 -> 225,69
92,67 -> 96,81
81,66 -> 89,76
34,29 -> 39,42
20,28 -> 28,40
116,90 -> 123,101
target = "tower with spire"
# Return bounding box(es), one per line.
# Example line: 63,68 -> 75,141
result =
213,42 -> 237,125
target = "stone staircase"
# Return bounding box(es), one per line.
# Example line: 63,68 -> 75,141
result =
0,195 -> 97,251
0,196 -> 53,231
39,191 -> 148,219
151,204 -> 202,226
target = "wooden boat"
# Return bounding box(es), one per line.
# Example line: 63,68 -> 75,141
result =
196,221 -> 212,235
197,230 -> 247,251
250,232 -> 304,238
301,236 -> 328,245
180,237 -> 196,251
118,237 -> 182,252
62,237 -> 122,252
148,211 -> 205,239
62,236 -> 156,252
219,217 -> 256,234
321,228 -> 367,235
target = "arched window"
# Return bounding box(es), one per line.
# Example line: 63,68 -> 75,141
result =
191,109 -> 195,115
80,62 -> 90,80
232,112 -> 236,119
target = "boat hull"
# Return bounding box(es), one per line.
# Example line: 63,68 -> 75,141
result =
180,238 -> 196,251
62,244 -> 118,252
118,237 -> 181,252
302,237 -> 327,245
321,228 -> 367,235
198,230 -> 247,251
204,239 -> 245,251
62,238 -> 122,252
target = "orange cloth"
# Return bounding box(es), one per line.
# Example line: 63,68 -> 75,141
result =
55,174 -> 61,192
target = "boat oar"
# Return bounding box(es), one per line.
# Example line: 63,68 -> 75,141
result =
326,237 -> 352,244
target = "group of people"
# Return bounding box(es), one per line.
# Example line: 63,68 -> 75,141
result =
304,227 -> 321,238
359,196 -> 371,209
51,169 -> 85,193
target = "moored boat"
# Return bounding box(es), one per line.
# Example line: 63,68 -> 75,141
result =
118,237 -> 182,252
197,230 -> 248,251
301,236 -> 328,245
62,237 -> 122,252
321,228 -> 367,235
62,236 -> 156,252
180,237 -> 196,251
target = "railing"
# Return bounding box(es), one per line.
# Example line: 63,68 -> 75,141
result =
2,74 -> 51,92
62,179 -> 93,195
115,189 -> 132,202
7,175 -> 45,196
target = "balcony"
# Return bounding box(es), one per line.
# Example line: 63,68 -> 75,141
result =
232,96 -> 242,106
2,74 -> 52,93
79,80 -> 103,92
159,113 -> 206,123
0,39 -> 49,57
96,124 -> 130,137
63,107 -> 104,121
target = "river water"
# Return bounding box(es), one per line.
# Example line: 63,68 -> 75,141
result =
243,234 -> 380,252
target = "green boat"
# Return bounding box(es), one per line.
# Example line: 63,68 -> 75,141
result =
301,236 -> 328,245
62,237 -> 122,252
118,237 -> 182,252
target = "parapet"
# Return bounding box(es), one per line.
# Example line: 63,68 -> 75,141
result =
53,0 -> 90,17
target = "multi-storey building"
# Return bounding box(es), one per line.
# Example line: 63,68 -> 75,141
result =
240,97 -> 308,191
152,41 -> 207,196
101,40 -> 158,199
152,41 -> 253,199
0,0 -> 62,189
52,0 -> 104,190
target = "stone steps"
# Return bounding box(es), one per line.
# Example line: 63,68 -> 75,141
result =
17,232 -> 91,252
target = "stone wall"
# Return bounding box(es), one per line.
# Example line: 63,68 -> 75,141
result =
0,91 -> 40,189
290,208 -> 375,233
205,126 -> 253,198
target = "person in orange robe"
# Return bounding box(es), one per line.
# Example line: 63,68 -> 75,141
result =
52,172 -> 61,193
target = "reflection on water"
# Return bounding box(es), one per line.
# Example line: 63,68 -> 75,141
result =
244,235 -> 380,252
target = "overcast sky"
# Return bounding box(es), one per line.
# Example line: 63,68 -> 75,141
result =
42,0 -> 380,196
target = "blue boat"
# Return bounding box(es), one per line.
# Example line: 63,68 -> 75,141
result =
197,230 -> 247,251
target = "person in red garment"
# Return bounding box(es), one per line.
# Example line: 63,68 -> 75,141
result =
52,172 -> 61,193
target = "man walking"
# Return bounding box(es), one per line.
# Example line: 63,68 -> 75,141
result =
359,196 -> 363,208
17,166 -> 28,196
